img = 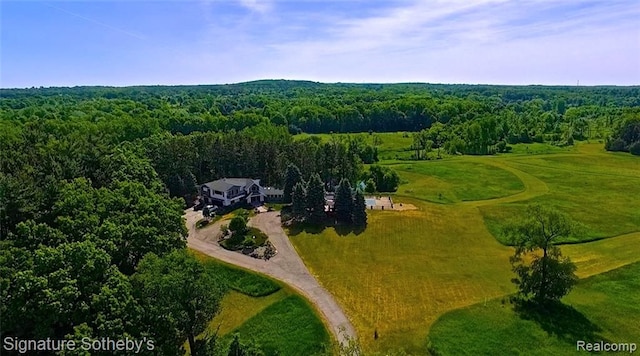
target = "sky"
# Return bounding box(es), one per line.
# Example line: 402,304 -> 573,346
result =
1,0 -> 639,88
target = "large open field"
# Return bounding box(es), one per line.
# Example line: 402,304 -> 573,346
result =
289,141 -> 640,354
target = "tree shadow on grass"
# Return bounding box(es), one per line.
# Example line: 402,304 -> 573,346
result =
514,300 -> 606,344
335,223 -> 366,236
287,221 -> 328,236
287,220 -> 366,237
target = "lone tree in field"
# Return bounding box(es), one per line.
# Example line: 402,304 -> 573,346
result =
505,204 -> 578,305
291,182 -> 307,222
283,164 -> 303,203
352,191 -> 368,227
335,178 -> 354,223
306,173 -> 326,224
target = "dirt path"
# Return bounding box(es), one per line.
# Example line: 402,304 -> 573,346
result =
185,209 -> 357,345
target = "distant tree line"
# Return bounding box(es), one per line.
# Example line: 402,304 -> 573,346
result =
2,81 -> 637,147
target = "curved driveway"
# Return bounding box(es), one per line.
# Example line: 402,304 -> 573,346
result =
184,209 -> 356,345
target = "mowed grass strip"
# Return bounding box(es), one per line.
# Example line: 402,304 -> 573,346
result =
219,295 -> 330,356
394,160 -> 525,203
563,232 -> 640,278
208,289 -> 289,336
427,262 -> 640,355
191,249 -> 282,296
480,152 -> 640,242
289,201 -> 515,354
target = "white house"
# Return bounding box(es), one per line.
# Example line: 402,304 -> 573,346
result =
200,178 -> 267,207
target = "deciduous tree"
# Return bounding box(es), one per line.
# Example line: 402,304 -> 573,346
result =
505,204 -> 578,304
132,250 -> 224,355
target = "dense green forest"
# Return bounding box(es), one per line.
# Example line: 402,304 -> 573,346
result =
1,81 -> 638,354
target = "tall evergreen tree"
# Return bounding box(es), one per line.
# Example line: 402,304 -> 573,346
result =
291,182 -> 307,222
352,191 -> 368,227
335,178 -> 354,223
306,173 -> 326,224
283,164 -> 303,203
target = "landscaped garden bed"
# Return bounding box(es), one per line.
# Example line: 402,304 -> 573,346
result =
219,216 -> 276,260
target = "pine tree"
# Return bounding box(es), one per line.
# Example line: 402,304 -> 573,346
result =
335,178 -> 354,223
306,173 -> 326,224
283,164 -> 303,204
352,190 -> 368,227
291,182 -> 307,222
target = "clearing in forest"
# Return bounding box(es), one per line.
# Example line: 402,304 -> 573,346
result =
289,142 -> 640,354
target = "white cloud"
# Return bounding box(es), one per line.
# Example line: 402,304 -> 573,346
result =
150,0 -> 640,85
237,0 -> 272,13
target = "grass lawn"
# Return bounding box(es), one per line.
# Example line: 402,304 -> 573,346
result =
192,249 -> 281,296
394,160 -> 525,203
426,262 -> 640,355
295,131 -> 415,160
507,142 -> 577,155
209,290 -> 289,336
220,227 -> 270,251
289,202 -> 515,354
480,148 -> 640,243
287,142 -> 639,354
562,232 -> 640,278
218,295 -> 331,356
190,250 -> 330,355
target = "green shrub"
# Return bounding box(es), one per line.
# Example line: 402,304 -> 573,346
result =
229,216 -> 247,234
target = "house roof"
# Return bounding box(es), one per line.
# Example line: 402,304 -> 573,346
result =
202,178 -> 258,192
264,187 -> 284,195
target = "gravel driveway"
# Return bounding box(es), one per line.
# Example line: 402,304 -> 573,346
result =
184,208 -> 357,345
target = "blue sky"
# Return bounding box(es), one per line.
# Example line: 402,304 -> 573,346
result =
1,0 -> 639,88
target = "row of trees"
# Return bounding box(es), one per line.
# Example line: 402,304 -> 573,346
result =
334,178 -> 368,227
3,82 -> 637,136
289,173 -> 368,228
2,83 -> 637,164
142,125 -> 371,204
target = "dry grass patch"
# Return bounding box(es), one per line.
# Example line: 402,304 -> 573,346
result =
207,290 -> 289,335
290,200 -> 515,354
563,232 -> 640,278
